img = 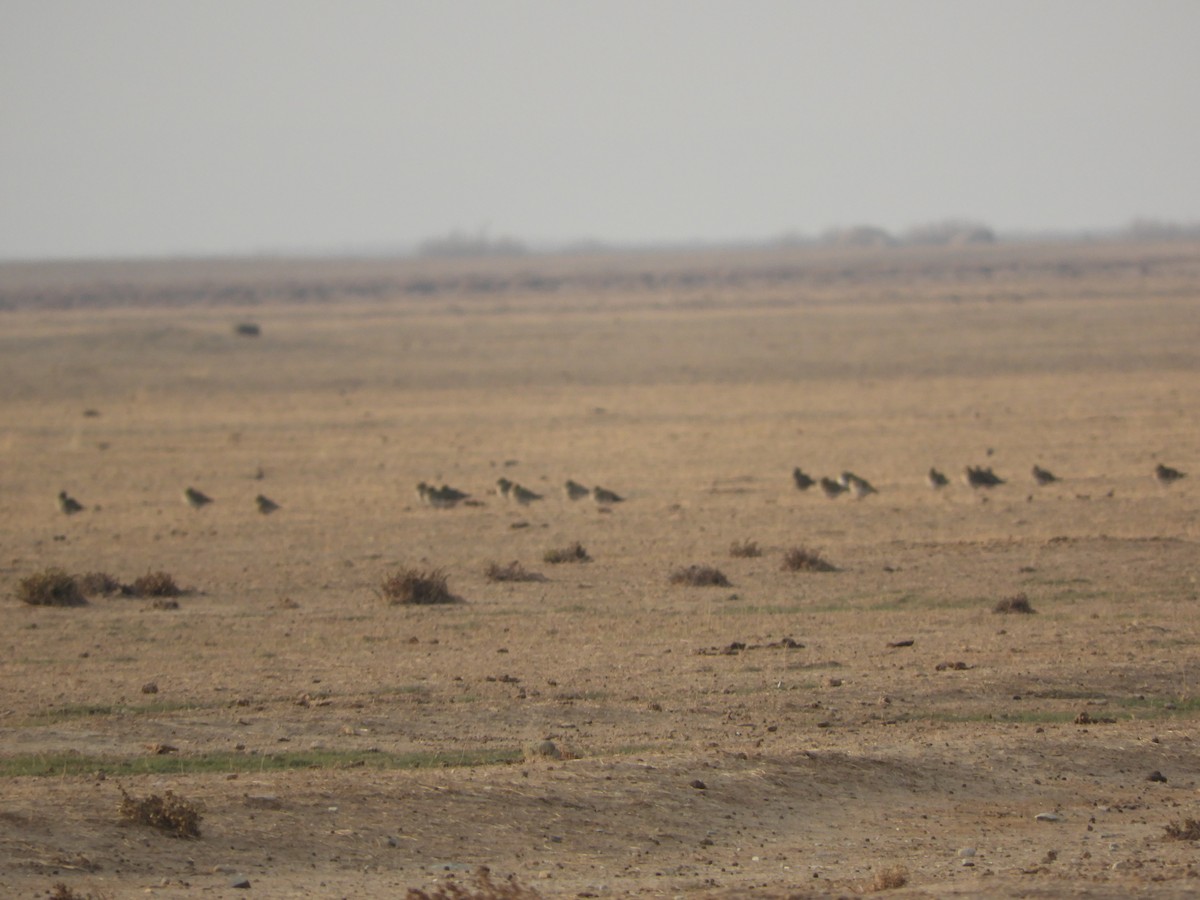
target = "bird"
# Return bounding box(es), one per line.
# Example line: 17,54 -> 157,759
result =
839,471 -> 877,498
510,484 -> 543,505
1156,463 -> 1186,484
593,486 -> 624,504
564,479 -> 590,500
819,477 -> 846,499
255,494 -> 280,514
427,484 -> 470,508
792,468 -> 815,491
963,466 -> 1004,488
57,490 -> 84,514
1031,465 -> 1059,486
495,477 -> 514,499
184,487 -> 213,509
927,468 -> 949,489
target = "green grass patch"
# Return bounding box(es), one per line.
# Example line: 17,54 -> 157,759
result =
21,699 -> 204,726
0,747 -> 524,778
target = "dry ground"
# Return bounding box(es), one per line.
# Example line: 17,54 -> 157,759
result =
2,240 -> 1200,898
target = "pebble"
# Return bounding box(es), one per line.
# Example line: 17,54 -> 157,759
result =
230,876 -> 251,888
1035,812 -> 1062,822
957,847 -> 976,858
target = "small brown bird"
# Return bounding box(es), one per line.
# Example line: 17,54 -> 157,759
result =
1156,463 -> 1186,484
184,487 -> 213,509
819,477 -> 846,499
964,466 -> 1004,488
1031,465 -> 1058,486
495,478 -> 514,499
510,484 -> 543,505
57,490 -> 84,514
927,468 -> 949,489
792,468 -> 815,491
564,479 -> 590,500
255,494 -> 280,514
839,471 -> 877,498
593,486 -> 623,504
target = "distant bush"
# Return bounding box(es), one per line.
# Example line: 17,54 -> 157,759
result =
404,865 -> 543,899
132,571 -> 181,598
381,568 -> 459,605
993,593 -> 1036,614
669,565 -> 730,587
782,547 -> 837,572
75,571 -> 128,596
118,787 -> 202,838
729,539 -> 762,558
543,542 -> 590,564
17,569 -> 87,607
484,561 -> 544,583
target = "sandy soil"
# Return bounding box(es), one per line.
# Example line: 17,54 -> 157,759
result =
2,240 -> 1200,898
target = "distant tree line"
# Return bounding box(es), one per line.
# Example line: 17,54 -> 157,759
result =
416,229 -> 528,259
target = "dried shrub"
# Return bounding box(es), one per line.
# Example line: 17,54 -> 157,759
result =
484,561 -> 544,583
16,569 -> 87,607
669,565 -> 730,587
405,866 -> 542,899
118,787 -> 202,838
728,539 -> 762,558
993,593 -> 1036,614
233,322 -> 261,337
381,568 -> 459,605
1163,818 -> 1200,841
131,571 -> 180,598
49,885 -> 105,900
543,542 -> 590,564
869,865 -> 909,891
782,547 -> 836,572
74,571 -> 128,596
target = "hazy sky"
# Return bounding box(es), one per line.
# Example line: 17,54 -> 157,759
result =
2,1 -> 1198,260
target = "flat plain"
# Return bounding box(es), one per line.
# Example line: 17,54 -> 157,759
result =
2,239 -> 1200,898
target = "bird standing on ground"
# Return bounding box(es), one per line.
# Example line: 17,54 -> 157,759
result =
819,477 -> 846,499
564,479 -> 590,500
510,484 -> 543,505
1031,465 -> 1059,485
593,486 -> 623,504
255,494 -> 280,514
927,468 -> 949,489
839,471 -> 877,498
57,490 -> 84,514
964,466 -> 1004,488
184,487 -> 213,509
792,468 -> 815,491
1156,464 -> 1186,484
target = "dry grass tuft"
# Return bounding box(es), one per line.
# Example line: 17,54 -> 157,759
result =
404,866 -> 542,899
131,571 -> 181,598
993,593 -> 1036,614
1163,818 -> 1200,841
484,561 -> 544,582
381,568 -> 459,605
74,571 -> 128,596
781,546 -> 837,572
17,569 -> 87,607
728,539 -> 762,558
543,542 -> 590,564
118,787 -> 202,838
868,865 -> 909,891
49,884 -> 107,900
669,565 -> 731,587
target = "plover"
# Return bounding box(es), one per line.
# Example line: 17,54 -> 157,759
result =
255,494 -> 280,514
564,479 -> 590,500
792,468 -> 815,491
839,471 -> 877,498
57,490 -> 84,514
427,484 -> 470,508
927,468 -> 949,489
819,477 -> 846,499
1156,463 -> 1186,484
1031,465 -> 1058,486
495,477 -> 514,499
510,484 -> 543,505
184,487 -> 213,509
593,486 -> 624,504
963,466 -> 1004,488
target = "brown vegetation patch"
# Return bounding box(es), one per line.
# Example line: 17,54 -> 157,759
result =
728,539 -> 762,558
117,787 -> 202,838
993,593 -> 1036,614
16,569 -> 87,607
668,565 -> 730,587
131,571 -> 181,598
381,568 -> 459,605
1163,819 -> 1200,841
405,866 -> 542,899
74,571 -> 128,596
782,546 -> 837,572
868,865 -> 909,891
543,542 -> 590,564
484,561 -> 545,582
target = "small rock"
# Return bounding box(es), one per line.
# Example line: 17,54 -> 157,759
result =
141,682 -> 159,694
525,740 -> 562,760
958,847 -> 976,858
1147,770 -> 1167,783
230,876 -> 251,888
690,779 -> 707,790
1035,812 -> 1062,822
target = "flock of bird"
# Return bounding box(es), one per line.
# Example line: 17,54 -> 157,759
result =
52,463 -> 1187,518
792,462 -> 1187,498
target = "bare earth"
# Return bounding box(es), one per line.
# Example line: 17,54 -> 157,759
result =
2,241 -> 1200,898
